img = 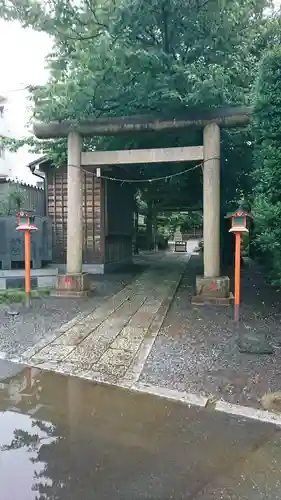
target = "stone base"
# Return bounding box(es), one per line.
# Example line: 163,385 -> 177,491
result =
52,273 -> 91,297
191,293 -> 233,306
196,275 -> 230,298
191,276 -> 231,306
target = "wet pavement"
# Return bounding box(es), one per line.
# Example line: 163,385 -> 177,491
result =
0,359 -> 281,500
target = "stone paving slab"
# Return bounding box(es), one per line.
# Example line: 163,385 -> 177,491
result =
18,252 -> 189,386
31,344 -> 76,363
110,326 -> 146,351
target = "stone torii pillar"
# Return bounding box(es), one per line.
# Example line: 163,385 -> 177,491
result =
55,131 -> 90,296
193,122 -> 230,305
67,131 -> 83,274
203,122 -> 220,278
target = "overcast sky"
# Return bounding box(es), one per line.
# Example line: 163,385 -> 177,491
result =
0,20 -> 51,93
0,20 -> 51,137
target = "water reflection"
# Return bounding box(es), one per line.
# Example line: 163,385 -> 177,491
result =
0,365 -> 168,500
0,362 -> 277,500
0,366 -> 61,500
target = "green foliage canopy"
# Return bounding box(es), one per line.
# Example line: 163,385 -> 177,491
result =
0,0 -> 278,214
252,46 -> 281,282
0,0 -> 270,123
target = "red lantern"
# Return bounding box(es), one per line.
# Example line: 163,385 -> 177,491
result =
15,211 -> 38,307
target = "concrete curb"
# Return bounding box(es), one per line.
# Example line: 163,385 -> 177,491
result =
128,383 -> 281,426
215,400 -> 281,426
131,382 -> 208,407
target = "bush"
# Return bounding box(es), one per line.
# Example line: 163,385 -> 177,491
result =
252,47 -> 281,283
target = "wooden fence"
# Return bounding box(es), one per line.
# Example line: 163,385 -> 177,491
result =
0,180 -> 46,216
182,229 -> 203,240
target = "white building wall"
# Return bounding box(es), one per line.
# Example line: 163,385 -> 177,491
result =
0,92 -> 39,185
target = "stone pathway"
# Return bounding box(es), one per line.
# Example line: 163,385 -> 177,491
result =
0,270 -> 139,358
14,252 -> 190,386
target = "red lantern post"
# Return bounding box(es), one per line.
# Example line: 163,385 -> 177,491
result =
228,210 -> 250,322
16,211 -> 38,307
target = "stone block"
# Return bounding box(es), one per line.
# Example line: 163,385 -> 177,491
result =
195,275 -> 230,299
6,277 -> 37,290
37,275 -> 57,288
53,273 -> 91,297
0,215 -> 52,270
191,295 -> 233,306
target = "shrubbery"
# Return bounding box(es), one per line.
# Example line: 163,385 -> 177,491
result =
252,47 -> 281,282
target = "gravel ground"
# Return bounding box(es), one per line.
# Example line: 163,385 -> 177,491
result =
0,264 -> 145,358
140,255 -> 281,409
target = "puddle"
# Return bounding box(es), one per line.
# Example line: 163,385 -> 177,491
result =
0,360 -> 278,500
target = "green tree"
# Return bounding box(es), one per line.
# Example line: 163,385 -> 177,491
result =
251,46 -> 281,282
0,0 -> 271,125
0,0 -> 277,245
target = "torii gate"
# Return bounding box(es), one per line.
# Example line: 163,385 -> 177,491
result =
34,106 -> 252,300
